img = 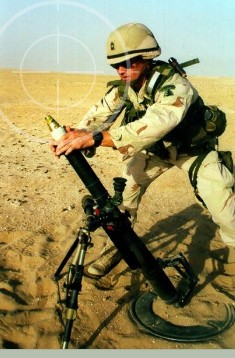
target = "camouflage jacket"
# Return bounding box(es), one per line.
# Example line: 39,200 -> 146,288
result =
77,72 -> 199,160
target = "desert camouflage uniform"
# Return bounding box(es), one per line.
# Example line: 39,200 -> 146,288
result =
78,73 -> 235,247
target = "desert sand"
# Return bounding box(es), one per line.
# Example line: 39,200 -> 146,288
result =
0,69 -> 235,349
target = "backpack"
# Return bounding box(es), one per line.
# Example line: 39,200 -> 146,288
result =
146,58 -> 227,147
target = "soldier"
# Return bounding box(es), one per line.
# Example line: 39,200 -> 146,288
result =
51,23 -> 235,278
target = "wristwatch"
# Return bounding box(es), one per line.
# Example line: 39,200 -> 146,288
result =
92,130 -> 103,147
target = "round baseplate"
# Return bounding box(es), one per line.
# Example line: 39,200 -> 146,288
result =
129,291 -> 235,342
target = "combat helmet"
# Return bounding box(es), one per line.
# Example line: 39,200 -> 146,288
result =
106,23 -> 161,65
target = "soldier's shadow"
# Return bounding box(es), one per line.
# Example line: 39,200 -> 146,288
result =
140,203 -> 234,300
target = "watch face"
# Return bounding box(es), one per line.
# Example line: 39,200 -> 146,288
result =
93,131 -> 103,146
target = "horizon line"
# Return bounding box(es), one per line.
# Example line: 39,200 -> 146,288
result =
0,67 -> 234,79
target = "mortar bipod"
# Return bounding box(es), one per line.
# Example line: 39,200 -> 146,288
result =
159,253 -> 199,307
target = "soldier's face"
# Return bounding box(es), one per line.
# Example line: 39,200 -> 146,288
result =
111,57 -> 148,84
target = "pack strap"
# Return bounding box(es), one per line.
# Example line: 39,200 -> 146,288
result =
188,151 -> 210,208
146,57 -> 200,99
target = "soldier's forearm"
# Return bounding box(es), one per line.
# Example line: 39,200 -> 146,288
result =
100,131 -> 116,148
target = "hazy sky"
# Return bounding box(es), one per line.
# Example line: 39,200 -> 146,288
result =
0,0 -> 235,77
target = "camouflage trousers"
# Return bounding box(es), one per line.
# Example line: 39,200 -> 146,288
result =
119,150 -> 235,247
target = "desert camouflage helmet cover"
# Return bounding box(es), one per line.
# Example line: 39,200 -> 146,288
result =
106,23 -> 161,65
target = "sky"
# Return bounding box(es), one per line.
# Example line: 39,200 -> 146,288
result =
0,0 -> 235,77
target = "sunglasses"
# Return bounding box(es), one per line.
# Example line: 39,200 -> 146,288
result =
111,57 -> 142,70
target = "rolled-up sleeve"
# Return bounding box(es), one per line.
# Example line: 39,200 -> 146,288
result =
109,74 -> 197,158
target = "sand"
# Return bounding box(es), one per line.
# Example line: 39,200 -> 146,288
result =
0,70 -> 235,349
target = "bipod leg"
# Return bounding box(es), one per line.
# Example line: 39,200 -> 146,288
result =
54,236 -> 79,282
160,253 -> 199,307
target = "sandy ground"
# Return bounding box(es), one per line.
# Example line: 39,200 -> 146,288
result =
0,70 -> 235,349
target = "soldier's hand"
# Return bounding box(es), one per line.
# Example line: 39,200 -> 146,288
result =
53,130 -> 94,156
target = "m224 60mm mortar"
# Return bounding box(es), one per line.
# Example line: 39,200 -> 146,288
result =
45,115 -> 201,348
45,115 -> 198,306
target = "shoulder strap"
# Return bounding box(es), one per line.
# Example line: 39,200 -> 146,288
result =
100,80 -> 126,127
146,60 -> 172,97
146,57 -> 200,99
